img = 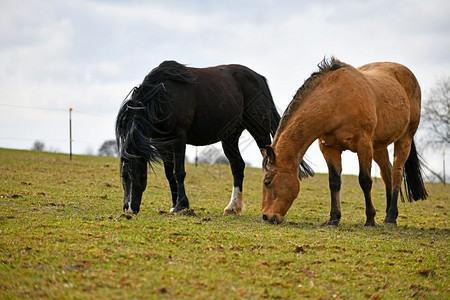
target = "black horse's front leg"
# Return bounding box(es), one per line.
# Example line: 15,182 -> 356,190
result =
163,160 -> 178,209
169,138 -> 190,213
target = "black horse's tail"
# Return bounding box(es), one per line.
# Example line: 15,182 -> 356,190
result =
402,139 -> 428,202
266,81 -> 314,180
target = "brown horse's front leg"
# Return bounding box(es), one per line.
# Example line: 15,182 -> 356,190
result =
320,144 -> 342,227
358,149 -> 376,227
359,169 -> 376,227
327,164 -> 342,227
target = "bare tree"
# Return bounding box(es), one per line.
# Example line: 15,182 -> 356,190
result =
31,140 -> 45,151
197,146 -> 229,165
421,76 -> 450,148
98,140 -> 119,157
420,76 -> 449,184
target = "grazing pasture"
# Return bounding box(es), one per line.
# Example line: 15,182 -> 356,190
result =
0,148 -> 448,299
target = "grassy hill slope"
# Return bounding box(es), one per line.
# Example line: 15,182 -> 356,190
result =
1,148 -> 448,298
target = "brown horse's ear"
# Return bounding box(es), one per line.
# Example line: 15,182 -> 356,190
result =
264,145 -> 276,164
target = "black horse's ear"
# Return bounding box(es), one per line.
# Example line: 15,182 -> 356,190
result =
263,145 -> 276,164
260,147 -> 266,156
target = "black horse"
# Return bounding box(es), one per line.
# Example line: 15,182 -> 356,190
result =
116,61 -> 313,214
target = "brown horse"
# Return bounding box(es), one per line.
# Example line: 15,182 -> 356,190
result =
262,57 -> 427,227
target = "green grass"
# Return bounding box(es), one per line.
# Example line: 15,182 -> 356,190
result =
1,148 -> 448,299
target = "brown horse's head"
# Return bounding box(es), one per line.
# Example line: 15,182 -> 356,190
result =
261,146 -> 299,224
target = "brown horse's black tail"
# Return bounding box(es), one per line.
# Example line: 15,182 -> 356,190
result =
402,139 -> 428,202
268,86 -> 314,179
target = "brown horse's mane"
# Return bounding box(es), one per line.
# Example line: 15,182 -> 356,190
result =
276,57 -> 345,136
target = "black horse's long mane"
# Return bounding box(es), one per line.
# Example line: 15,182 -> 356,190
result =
115,61 -> 195,163
277,57 -> 343,135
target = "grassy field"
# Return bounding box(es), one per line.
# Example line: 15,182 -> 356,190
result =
0,148 -> 448,299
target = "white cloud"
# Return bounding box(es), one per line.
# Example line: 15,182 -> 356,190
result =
0,0 -> 449,176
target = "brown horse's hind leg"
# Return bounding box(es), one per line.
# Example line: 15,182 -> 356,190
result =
385,139 -> 412,225
357,142 -> 376,227
319,144 -> 342,227
373,149 -> 393,215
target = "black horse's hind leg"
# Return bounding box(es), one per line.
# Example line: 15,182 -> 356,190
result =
222,137 -> 245,215
169,135 -> 190,213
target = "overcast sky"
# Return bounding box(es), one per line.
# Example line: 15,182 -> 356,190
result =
0,0 -> 449,176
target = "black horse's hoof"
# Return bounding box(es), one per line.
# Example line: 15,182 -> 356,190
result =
223,207 -> 243,215
170,207 -> 195,216
119,213 -> 135,220
170,206 -> 188,213
364,220 -> 376,228
364,224 -> 376,229
384,221 -> 397,227
176,208 -> 196,216
384,216 -> 397,227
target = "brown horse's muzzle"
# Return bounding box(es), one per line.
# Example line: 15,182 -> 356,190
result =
262,213 -> 284,224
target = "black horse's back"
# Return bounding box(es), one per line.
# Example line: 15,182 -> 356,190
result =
143,60 -> 195,86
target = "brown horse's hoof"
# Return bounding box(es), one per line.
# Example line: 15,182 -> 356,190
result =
323,219 -> 339,228
322,221 -> 338,228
